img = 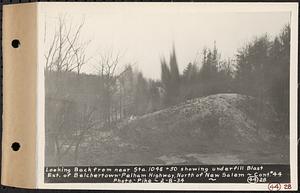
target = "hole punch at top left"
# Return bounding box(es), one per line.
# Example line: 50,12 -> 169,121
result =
11,39 -> 20,48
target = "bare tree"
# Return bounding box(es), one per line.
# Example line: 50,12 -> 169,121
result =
94,50 -> 134,127
49,101 -> 96,165
73,106 -> 96,164
44,16 -> 89,73
95,50 -> 121,126
117,65 -> 134,120
44,16 -> 93,165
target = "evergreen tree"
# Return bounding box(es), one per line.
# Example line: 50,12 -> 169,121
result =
235,24 -> 290,122
161,58 -> 171,88
269,24 -> 290,117
160,46 -> 181,106
198,43 -> 221,96
169,46 -> 180,85
181,62 -> 199,100
183,62 -> 198,83
133,72 -> 149,115
235,35 -> 270,98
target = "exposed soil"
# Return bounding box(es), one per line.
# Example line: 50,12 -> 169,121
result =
60,93 -> 289,166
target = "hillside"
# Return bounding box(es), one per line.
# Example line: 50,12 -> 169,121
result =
80,93 -> 289,166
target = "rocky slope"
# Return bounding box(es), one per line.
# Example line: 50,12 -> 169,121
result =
114,93 -> 288,164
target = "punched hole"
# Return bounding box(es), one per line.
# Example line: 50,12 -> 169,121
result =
11,39 -> 20,48
11,142 -> 20,151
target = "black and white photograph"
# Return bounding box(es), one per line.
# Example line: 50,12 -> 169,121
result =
40,3 -> 297,187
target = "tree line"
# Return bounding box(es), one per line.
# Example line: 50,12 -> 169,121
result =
159,24 -> 290,118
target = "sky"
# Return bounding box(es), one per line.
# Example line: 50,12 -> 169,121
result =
41,3 -> 291,79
